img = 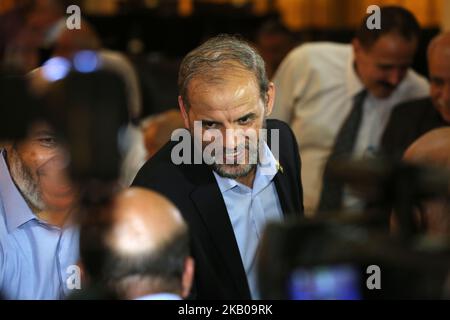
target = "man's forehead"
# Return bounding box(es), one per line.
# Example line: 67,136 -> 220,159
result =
430,45 -> 450,61
428,33 -> 450,57
188,86 -> 260,118
429,47 -> 450,76
368,34 -> 417,54
188,72 -> 258,99
188,67 -> 257,90
25,121 -> 56,139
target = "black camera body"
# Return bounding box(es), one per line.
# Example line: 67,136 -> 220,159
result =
258,216 -> 450,299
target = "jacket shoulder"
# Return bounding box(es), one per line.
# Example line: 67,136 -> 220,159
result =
132,140 -> 183,186
266,118 -> 291,131
390,98 -> 434,119
266,119 -> 297,142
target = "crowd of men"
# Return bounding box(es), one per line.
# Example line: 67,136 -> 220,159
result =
1,4 -> 450,300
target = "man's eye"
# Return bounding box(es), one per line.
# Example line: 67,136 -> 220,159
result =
203,121 -> 217,129
238,116 -> 252,125
39,137 -> 57,146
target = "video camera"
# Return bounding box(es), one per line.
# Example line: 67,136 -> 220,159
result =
258,216 -> 450,299
258,158 -> 450,299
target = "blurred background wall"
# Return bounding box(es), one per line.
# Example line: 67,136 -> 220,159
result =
1,0 -> 448,113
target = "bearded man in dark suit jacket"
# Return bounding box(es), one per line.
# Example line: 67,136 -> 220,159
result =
132,35 -> 304,300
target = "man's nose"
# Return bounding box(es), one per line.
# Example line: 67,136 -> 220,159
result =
387,69 -> 403,87
49,149 -> 71,171
442,82 -> 450,104
224,127 -> 246,150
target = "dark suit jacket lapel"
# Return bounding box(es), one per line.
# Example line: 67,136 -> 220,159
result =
188,165 -> 251,299
267,122 -> 298,218
274,171 -> 296,218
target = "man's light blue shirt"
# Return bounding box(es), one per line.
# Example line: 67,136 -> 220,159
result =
213,142 -> 283,299
135,292 -> 182,300
0,150 -> 79,300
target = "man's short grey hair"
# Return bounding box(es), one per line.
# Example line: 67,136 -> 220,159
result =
178,34 -> 269,108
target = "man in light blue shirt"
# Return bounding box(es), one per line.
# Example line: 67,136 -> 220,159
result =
213,141 -> 283,299
133,35 -> 304,299
0,121 -> 79,299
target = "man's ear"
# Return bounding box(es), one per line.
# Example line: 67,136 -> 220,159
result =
178,96 -> 190,129
181,256 -> 195,299
264,82 -> 275,117
3,142 -> 13,153
352,38 -> 363,56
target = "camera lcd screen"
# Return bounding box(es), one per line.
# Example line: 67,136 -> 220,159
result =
288,264 -> 362,300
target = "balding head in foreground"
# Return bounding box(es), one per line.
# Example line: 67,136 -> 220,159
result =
403,128 -> 450,236
404,127 -> 450,168
81,187 -> 194,300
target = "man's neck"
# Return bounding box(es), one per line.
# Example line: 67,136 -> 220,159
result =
236,167 -> 256,189
121,279 -> 182,300
35,208 -> 72,228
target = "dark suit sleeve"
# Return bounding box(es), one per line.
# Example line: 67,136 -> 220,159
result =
272,119 -> 304,216
131,168 -> 146,187
131,161 -> 158,189
131,143 -> 175,191
287,122 -> 304,215
381,98 -> 442,161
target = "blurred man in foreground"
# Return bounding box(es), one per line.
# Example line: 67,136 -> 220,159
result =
0,117 -> 79,299
401,128 -> 450,237
80,188 -> 194,300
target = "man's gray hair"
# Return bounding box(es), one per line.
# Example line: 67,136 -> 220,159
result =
178,34 -> 269,108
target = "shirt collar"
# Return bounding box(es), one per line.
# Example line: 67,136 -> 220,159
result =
213,141 -> 279,194
0,149 -> 36,232
213,170 -> 238,194
346,48 -> 365,98
135,292 -> 182,300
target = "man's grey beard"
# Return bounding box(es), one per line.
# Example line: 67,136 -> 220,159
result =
190,116 -> 267,179
198,137 -> 260,179
213,162 -> 256,179
8,149 -> 45,211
